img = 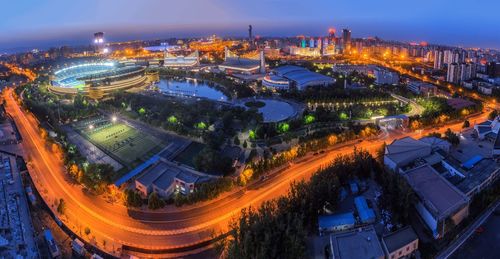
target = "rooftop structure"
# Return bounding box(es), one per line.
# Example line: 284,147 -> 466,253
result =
135,160 -> 208,198
403,165 -> 469,238
164,51 -> 199,67
384,137 -> 432,172
265,65 -> 335,91
382,226 -> 419,259
218,48 -> 265,75
318,212 -> 356,233
354,196 -> 376,224
330,226 -> 385,259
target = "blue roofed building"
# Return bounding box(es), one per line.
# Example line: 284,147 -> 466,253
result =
318,212 -> 356,234
263,65 -> 335,91
354,196 -> 376,224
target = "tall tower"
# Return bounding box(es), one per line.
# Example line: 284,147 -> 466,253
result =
248,25 -> 253,41
93,32 -> 105,53
259,50 -> 266,74
342,29 -> 351,51
248,25 -> 253,49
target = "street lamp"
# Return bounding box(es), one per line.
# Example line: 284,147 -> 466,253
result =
112,116 -> 117,123
89,125 -> 94,130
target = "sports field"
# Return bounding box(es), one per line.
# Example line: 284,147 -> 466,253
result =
76,118 -> 166,167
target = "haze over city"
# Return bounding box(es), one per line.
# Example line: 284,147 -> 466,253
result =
2,0 -> 500,52
0,1 -> 500,259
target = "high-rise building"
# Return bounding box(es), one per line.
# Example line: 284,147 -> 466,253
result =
309,37 -> 315,48
447,62 -> 476,84
434,50 -> 444,69
248,25 -> 253,42
447,63 -> 460,83
94,32 -> 104,44
342,29 -> 351,51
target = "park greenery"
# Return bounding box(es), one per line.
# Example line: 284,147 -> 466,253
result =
221,150 -> 375,259
15,83 -> 117,193
410,97 -> 482,130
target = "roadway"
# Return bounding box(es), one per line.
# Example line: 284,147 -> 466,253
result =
2,87 -> 492,256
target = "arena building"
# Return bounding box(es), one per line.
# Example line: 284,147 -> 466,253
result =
263,65 -> 335,91
164,51 -> 200,68
218,48 -> 266,75
49,62 -> 148,98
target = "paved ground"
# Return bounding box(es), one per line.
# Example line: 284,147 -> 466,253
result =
450,213 -> 500,259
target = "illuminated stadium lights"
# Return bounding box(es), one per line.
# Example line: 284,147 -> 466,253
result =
49,61 -> 148,98
54,62 -> 115,75
112,116 -> 117,122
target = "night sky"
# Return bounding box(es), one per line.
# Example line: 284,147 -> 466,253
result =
1,0 -> 500,52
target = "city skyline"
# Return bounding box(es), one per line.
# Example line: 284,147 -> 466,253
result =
1,0 -> 500,53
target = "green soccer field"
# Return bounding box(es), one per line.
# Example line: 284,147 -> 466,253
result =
84,122 -> 165,167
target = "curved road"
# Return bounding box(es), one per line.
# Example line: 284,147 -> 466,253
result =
2,88 -> 491,257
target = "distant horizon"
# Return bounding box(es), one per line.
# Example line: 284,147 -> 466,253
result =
1,22 -> 498,55
2,0 -> 500,54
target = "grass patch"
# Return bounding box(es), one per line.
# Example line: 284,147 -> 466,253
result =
76,118 -> 166,168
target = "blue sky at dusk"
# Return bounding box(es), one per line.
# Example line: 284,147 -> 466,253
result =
1,0 -> 500,52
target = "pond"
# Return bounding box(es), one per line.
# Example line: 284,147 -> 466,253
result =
156,78 -> 228,102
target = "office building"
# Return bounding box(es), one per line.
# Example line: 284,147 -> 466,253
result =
342,29 -> 351,51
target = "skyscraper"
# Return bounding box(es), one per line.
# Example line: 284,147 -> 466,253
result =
434,50 -> 444,69
342,29 -> 351,51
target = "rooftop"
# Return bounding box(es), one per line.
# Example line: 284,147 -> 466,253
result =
403,165 -> 469,219
330,226 -> 385,259
273,65 -> 335,86
382,226 -> 418,254
318,212 -> 355,229
385,137 -> 432,166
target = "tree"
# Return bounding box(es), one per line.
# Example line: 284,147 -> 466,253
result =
125,189 -> 143,207
462,120 -> 470,128
242,140 -> 248,149
57,198 -> 66,215
488,110 -> 498,120
148,192 -> 165,210
233,136 -> 240,146
444,128 -> 460,146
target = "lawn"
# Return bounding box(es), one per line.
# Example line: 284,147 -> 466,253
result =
173,141 -> 205,168
81,121 -> 166,167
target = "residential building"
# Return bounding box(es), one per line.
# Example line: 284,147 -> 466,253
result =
374,67 -> 399,85
382,226 -> 419,259
407,81 -> 437,96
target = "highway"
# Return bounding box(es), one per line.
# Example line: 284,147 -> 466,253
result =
2,87 -> 492,257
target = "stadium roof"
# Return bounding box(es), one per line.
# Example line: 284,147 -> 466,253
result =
273,65 -> 335,87
330,226 -> 385,259
385,137 -> 432,166
382,226 -> 418,254
221,57 -> 260,69
403,165 -> 469,219
78,66 -> 144,81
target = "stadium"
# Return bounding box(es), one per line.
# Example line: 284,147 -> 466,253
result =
49,62 -> 148,98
